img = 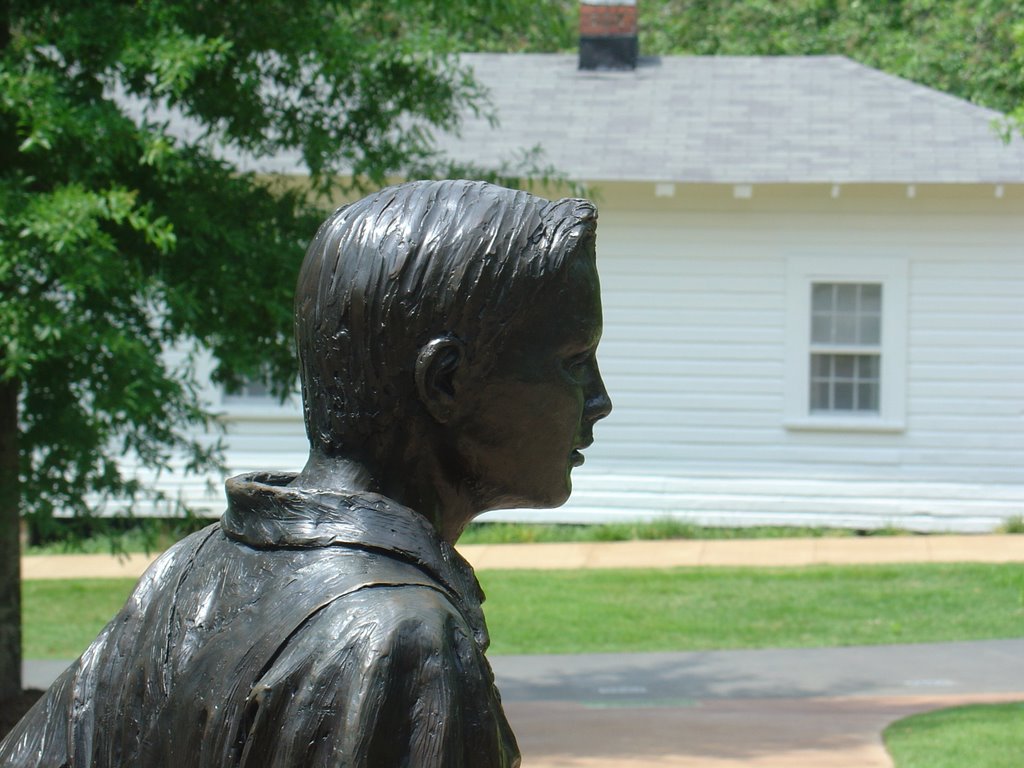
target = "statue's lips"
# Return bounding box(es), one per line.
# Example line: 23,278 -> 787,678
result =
570,440 -> 592,467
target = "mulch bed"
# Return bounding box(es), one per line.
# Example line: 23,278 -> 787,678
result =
0,690 -> 43,739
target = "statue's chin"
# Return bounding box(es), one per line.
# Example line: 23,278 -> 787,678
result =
483,482 -> 573,514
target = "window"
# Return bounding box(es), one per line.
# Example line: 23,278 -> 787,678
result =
786,258 -> 907,431
222,378 -> 276,404
809,283 -> 881,414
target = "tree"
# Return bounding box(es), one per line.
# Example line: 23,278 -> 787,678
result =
0,0 -> 572,704
637,0 -> 1024,118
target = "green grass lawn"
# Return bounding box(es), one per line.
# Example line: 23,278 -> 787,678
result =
24,563 -> 1024,659
885,702 -> 1024,768
480,563 -> 1024,654
23,579 -> 136,659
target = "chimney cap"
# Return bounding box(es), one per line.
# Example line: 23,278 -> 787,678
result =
579,0 -> 638,71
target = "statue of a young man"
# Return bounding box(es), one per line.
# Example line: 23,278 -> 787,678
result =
0,180 -> 611,767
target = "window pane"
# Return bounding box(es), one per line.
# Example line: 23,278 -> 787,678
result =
857,382 -> 879,412
834,355 -> 855,378
858,354 -> 880,379
836,284 -> 857,312
810,353 -> 832,378
835,313 -> 858,344
243,380 -> 271,397
222,377 -> 275,403
810,380 -> 831,411
811,313 -> 833,344
859,315 -> 881,345
860,284 -> 882,313
810,282 -> 883,346
834,382 -> 854,410
809,353 -> 881,414
811,283 -> 834,312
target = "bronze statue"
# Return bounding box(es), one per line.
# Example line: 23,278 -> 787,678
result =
0,180 -> 611,767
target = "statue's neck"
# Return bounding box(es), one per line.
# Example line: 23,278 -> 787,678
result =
292,449 -> 477,545
291,452 -> 377,496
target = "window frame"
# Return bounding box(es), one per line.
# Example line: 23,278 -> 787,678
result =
785,256 -> 908,432
221,378 -> 278,404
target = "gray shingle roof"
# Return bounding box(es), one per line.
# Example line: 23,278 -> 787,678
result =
437,53 -> 1024,184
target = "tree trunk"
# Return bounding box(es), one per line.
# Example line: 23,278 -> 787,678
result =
0,3 -> 23,705
0,0 -> 8,52
0,377 -> 22,703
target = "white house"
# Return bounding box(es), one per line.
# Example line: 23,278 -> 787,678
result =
147,7 -> 1024,532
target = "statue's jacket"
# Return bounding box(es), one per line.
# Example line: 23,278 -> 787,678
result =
1,472 -> 521,767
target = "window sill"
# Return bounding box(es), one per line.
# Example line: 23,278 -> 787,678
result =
784,416 -> 905,434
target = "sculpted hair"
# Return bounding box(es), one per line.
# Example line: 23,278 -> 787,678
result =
295,179 -> 598,456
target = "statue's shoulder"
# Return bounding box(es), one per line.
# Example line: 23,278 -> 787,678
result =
289,581 -> 475,671
128,523 -> 222,596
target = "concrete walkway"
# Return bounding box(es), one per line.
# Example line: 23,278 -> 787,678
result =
20,534 -> 1024,767
20,533 -> 1024,579
495,639 -> 1024,767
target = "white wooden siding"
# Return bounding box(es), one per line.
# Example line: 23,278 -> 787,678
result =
522,207 -> 1024,530
120,204 -> 1023,532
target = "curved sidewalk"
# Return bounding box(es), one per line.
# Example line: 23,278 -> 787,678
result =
20,533 -> 1024,579
21,534 -> 1024,768
496,639 -> 1024,767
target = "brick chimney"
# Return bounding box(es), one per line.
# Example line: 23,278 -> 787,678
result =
579,0 -> 638,71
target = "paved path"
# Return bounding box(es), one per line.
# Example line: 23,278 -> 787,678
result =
24,641 -> 1024,767
21,534 -> 1024,767
503,691 -> 1024,768
493,639 -> 1024,767
20,533 -> 1024,579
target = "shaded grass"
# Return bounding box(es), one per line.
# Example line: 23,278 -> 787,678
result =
26,519 -> 906,555
24,563 -> 1024,659
998,515 -> 1024,534
26,517 -> 213,556
457,520 -> 906,544
885,702 -> 1024,768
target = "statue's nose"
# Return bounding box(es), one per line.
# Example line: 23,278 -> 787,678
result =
585,365 -> 612,424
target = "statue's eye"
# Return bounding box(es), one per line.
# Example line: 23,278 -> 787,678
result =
565,352 -> 592,379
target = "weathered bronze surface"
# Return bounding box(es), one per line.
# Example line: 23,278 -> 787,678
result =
0,180 -> 611,767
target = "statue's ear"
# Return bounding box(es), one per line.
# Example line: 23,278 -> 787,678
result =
415,336 -> 465,424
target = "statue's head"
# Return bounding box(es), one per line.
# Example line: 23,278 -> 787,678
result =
295,179 -> 610,511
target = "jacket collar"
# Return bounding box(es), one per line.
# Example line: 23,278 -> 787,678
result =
221,471 -> 486,637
